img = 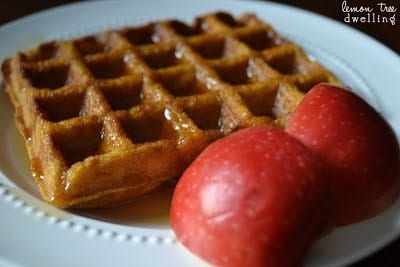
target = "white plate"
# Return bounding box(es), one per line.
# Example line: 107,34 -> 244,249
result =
1,1 -> 400,266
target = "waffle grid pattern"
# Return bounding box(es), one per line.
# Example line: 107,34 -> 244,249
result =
2,12 -> 340,208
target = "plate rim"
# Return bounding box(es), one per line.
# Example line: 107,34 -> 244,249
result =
1,1 -> 400,267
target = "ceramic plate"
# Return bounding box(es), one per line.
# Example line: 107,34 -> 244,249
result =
1,1 -> 400,266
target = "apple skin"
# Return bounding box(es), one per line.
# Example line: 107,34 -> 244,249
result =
170,126 -> 331,267
286,83 -> 400,226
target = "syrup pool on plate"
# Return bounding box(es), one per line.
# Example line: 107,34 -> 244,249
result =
8,120 -> 174,228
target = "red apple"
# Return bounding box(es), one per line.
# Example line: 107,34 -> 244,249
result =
171,126 -> 331,267
286,83 -> 400,226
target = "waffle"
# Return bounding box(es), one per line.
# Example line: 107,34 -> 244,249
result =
1,11 -> 340,208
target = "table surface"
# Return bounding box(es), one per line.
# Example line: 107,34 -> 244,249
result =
0,1 -> 399,267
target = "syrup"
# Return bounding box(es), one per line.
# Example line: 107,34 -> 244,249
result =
6,124 -> 72,220
9,119 -> 174,228
7,123 -> 38,196
76,183 -> 174,228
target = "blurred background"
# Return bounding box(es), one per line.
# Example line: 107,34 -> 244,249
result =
0,0 -> 398,53
0,0 -> 398,266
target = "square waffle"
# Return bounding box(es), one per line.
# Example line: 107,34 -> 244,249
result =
1,12 -> 340,208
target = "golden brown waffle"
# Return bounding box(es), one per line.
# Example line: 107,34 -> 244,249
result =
1,11 -> 340,208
